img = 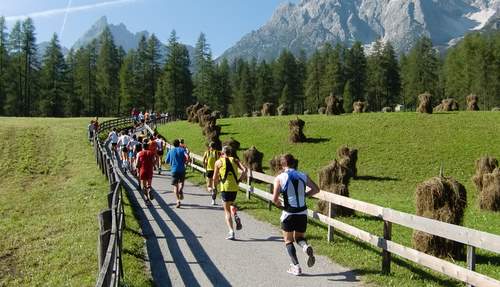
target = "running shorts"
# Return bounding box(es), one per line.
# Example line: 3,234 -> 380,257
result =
171,171 -> 186,185
221,191 -> 237,202
121,146 -> 128,153
281,214 -> 307,233
157,150 -> 164,157
205,170 -> 214,178
111,142 -> 117,147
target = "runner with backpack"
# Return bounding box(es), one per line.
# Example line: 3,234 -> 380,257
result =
212,146 -> 247,240
203,142 -> 221,205
272,153 -> 320,276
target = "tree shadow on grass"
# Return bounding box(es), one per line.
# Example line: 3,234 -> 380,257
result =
476,253 -> 500,267
355,175 -> 399,182
220,131 -> 239,136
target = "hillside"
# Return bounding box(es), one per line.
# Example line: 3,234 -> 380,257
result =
158,112 -> 500,286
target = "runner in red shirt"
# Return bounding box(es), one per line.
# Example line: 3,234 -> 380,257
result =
148,135 -> 158,170
136,141 -> 155,202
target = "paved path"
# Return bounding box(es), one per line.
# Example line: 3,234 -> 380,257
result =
118,167 -> 363,287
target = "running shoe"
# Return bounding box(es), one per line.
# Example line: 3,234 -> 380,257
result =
304,245 -> 315,268
211,199 -> 216,206
176,201 -> 181,208
225,231 -> 235,240
234,215 -> 242,230
286,264 -> 302,276
179,191 -> 184,200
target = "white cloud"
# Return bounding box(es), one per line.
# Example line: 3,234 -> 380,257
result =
5,0 -> 138,22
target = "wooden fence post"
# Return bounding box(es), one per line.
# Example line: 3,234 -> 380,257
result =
327,202 -> 335,242
382,220 -> 392,274
268,184 -> 273,210
467,245 -> 476,287
246,170 -> 252,200
98,209 -> 112,269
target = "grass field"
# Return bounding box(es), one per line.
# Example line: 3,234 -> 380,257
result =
158,112 -> 500,287
0,118 -> 150,287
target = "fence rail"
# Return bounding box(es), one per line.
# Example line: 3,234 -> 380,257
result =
187,152 -> 500,287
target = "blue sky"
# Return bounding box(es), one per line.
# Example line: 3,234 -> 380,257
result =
1,0 -> 297,57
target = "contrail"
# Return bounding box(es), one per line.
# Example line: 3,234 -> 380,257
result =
59,0 -> 73,39
5,0 -> 138,22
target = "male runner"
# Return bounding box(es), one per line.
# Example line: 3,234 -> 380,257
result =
136,141 -> 155,203
107,128 -> 118,152
272,154 -> 320,276
165,139 -> 189,208
156,136 -> 166,175
212,146 -> 247,240
203,142 -> 220,205
117,130 -> 131,170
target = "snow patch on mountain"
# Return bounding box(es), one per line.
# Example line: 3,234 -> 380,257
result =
467,8 -> 497,29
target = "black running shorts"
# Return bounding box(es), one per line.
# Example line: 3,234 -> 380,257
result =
221,191 -> 237,202
121,146 -> 128,153
171,171 -> 185,185
281,214 -> 307,233
205,170 -> 214,178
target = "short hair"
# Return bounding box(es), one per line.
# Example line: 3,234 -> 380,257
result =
180,138 -> 185,144
112,128 -> 116,132
132,135 -> 137,140
280,153 -> 298,169
173,139 -> 180,147
222,145 -> 233,157
121,130 -> 126,135
142,142 -> 149,149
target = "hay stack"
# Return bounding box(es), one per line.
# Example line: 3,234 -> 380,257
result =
243,146 -> 264,172
270,155 -> 282,175
289,118 -> 307,143
197,105 -> 212,126
480,168 -> 500,211
223,137 -> 240,152
492,107 -> 500,112
277,104 -> 287,116
261,102 -> 275,116
186,102 -> 203,122
417,93 -> 433,114
466,95 -> 480,111
318,107 -> 326,115
434,98 -> 459,112
211,110 -> 221,119
413,176 -> 467,259
382,107 -> 393,113
472,156 -> 498,192
337,146 -> 358,179
325,94 -> 343,115
317,160 -> 353,216
353,101 -> 368,113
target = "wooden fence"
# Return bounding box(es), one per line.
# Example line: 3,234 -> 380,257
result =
186,152 -> 500,287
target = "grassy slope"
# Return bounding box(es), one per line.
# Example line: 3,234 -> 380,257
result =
158,112 -> 500,287
0,118 -> 150,286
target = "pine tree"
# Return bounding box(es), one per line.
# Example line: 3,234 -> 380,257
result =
21,18 -> 39,116
39,33 -> 67,116
320,43 -> 344,100
74,40 -> 98,116
0,16 -> 8,115
305,50 -> 324,112
65,49 -> 81,116
344,42 -> 367,102
120,50 -> 139,113
213,58 -> 232,115
193,33 -> 215,107
382,42 -> 401,108
343,81 -> 354,113
96,27 -> 120,115
273,50 -> 299,113
147,34 -> 162,111
156,30 -> 193,116
254,60 -> 274,110
5,21 -> 23,115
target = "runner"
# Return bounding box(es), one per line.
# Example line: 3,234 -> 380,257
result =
212,146 -> 247,240
148,135 -> 158,171
107,128 -> 119,152
165,139 -> 189,208
127,134 -> 139,175
156,136 -> 166,175
272,153 -> 320,276
203,142 -> 220,205
87,120 -> 95,144
117,130 -> 131,170
136,141 -> 155,203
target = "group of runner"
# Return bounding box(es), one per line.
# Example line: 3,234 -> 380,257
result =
105,124 -> 320,276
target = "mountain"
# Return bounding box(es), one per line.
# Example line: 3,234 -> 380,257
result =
219,0 -> 500,62
72,16 -> 149,51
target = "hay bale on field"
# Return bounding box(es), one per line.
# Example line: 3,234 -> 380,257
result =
202,124 -> 221,137
317,160 -> 353,216
412,176 -> 467,259
243,146 -> 264,172
200,114 -> 217,128
353,101 -> 368,113
186,102 -> 203,122
223,137 -> 240,152
382,107 -> 393,113
261,102 -> 275,116
197,105 -> 212,126
337,146 -> 358,178
492,107 -> 500,112
270,155 -> 282,175
466,94 -> 480,111
472,156 -> 498,192
417,93 -> 433,114
289,118 -> 307,143
434,98 -> 459,112
325,94 -> 343,115
318,107 -> 326,115
303,110 -> 310,115
480,168 -> 500,211
211,110 -> 221,119
277,104 -> 287,116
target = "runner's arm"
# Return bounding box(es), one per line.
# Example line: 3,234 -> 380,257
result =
272,177 -> 283,208
305,175 -> 320,197
212,161 -> 221,188
236,159 -> 248,182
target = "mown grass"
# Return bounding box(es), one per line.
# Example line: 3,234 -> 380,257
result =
0,118 -> 150,287
158,112 -> 500,287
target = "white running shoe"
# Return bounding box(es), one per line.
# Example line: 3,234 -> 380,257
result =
211,199 -> 216,205
286,264 -> 302,276
225,231 -> 235,240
